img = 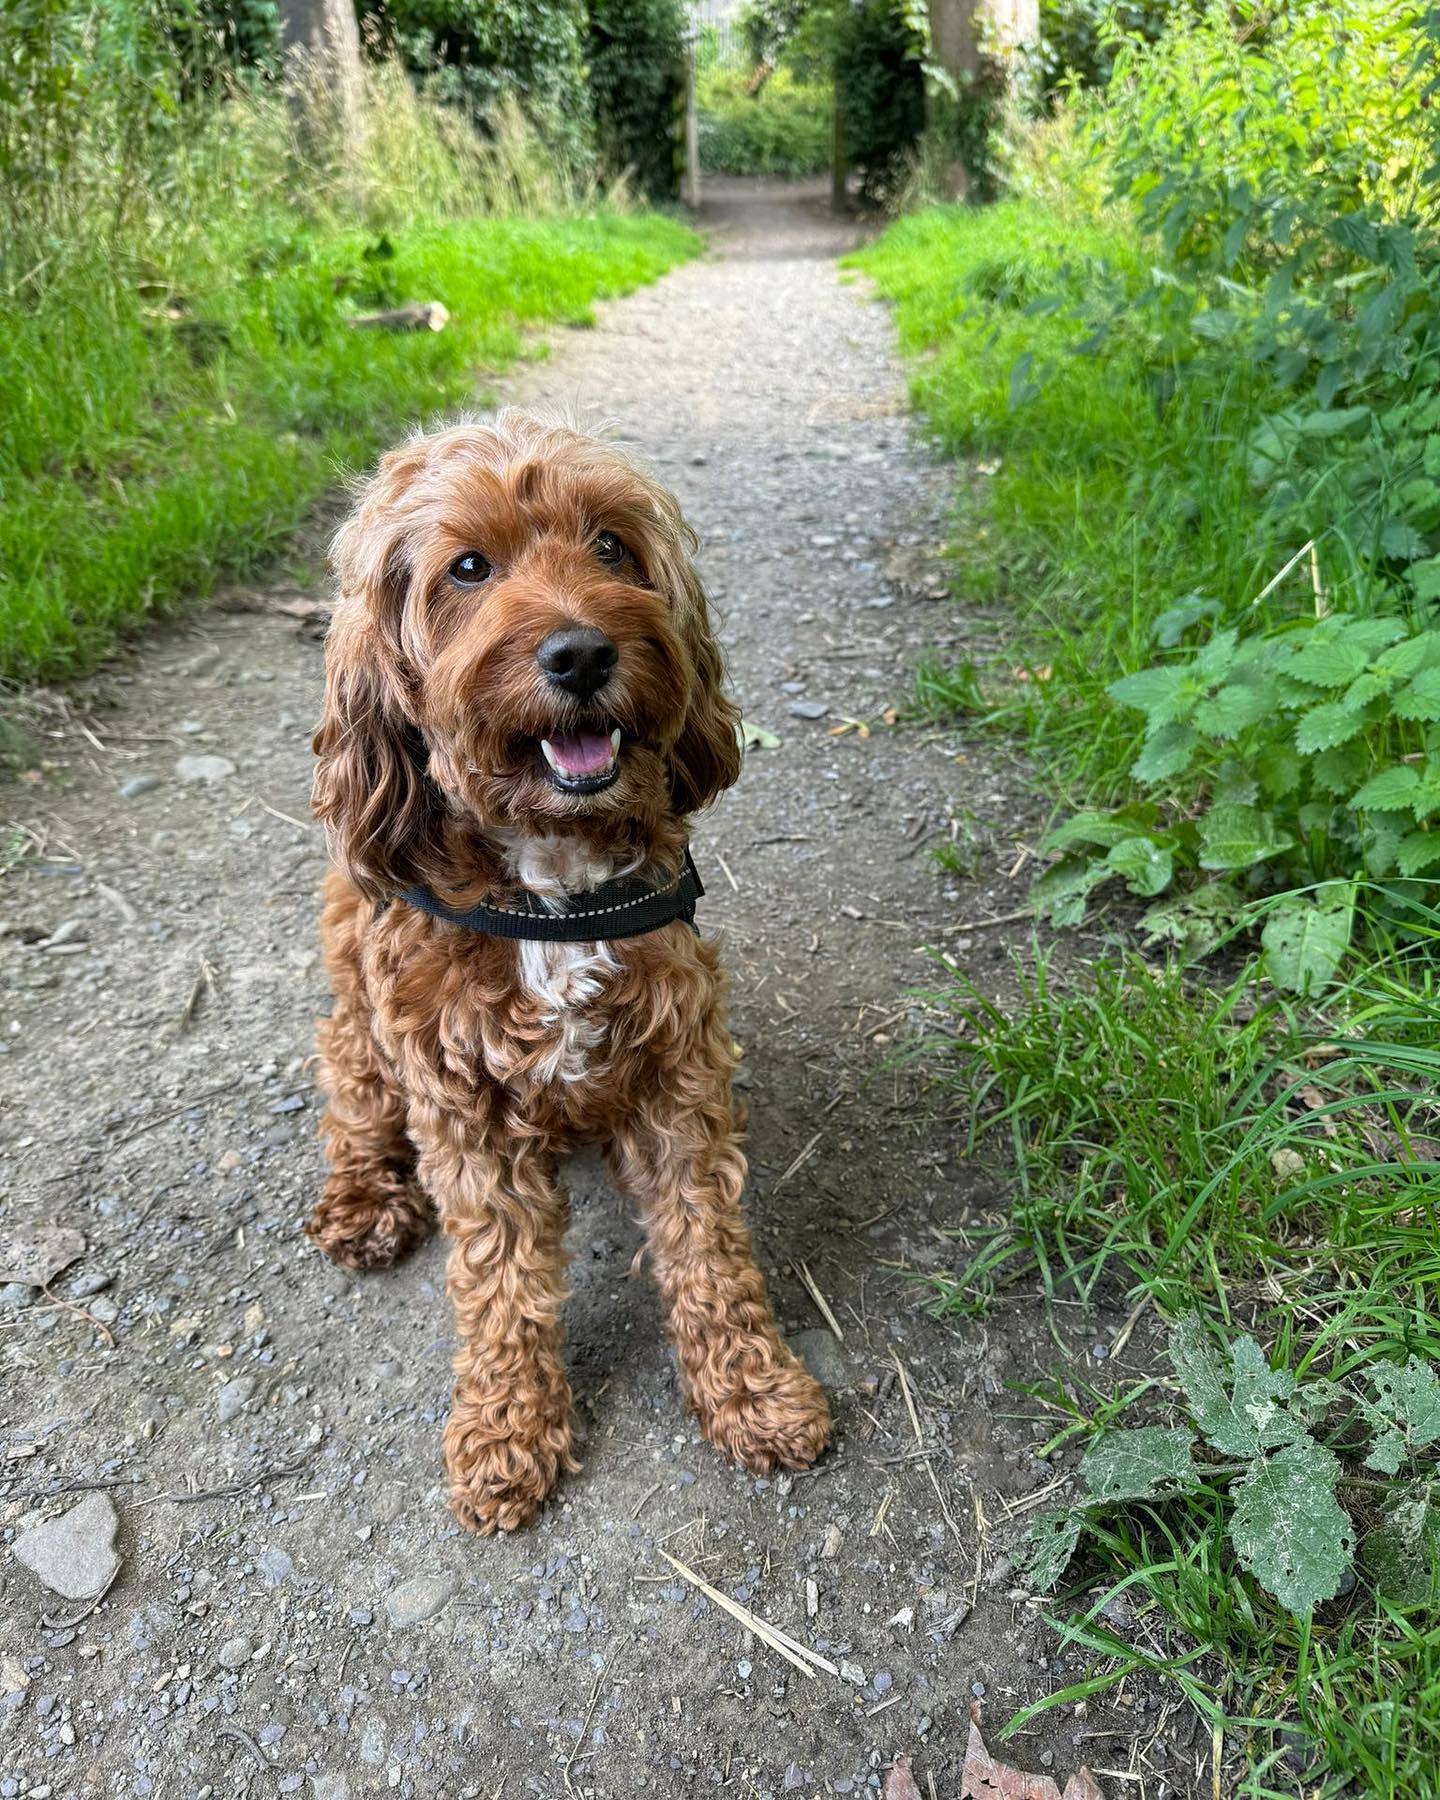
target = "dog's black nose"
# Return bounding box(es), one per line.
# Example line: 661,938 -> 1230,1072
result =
536,626 -> 617,701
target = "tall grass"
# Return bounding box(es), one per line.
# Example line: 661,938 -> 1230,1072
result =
0,19 -> 695,680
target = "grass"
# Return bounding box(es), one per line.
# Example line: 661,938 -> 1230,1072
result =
0,210 -> 695,680
851,88 -> 1440,1800
918,910 -> 1440,1794
0,39 -> 698,683
850,198 -> 1307,808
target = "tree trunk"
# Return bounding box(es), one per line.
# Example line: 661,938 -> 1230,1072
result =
276,0 -> 367,176
926,0 -> 1038,197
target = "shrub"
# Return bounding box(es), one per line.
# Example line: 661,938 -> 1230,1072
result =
696,65 -> 830,177
833,0 -> 924,205
587,0 -> 686,198
360,0 -> 595,171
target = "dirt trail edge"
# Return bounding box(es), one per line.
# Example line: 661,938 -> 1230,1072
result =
1,181 -> 1188,1798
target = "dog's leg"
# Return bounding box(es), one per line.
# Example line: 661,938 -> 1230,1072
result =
308,907 -> 433,1271
608,1034 -> 832,1475
410,1118 -> 578,1534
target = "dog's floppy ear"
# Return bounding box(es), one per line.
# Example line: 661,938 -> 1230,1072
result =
668,577 -> 743,816
312,484 -> 441,898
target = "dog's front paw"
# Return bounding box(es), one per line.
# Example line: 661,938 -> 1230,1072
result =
444,1392 -> 579,1535
306,1174 -> 433,1271
695,1351 -> 832,1475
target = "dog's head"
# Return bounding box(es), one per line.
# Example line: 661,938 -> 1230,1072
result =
312,411 -> 741,897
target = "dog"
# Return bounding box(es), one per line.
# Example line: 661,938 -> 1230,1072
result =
306,410 -> 832,1533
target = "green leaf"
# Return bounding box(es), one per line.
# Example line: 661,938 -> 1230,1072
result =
1032,856 -> 1112,928
1311,742 -> 1370,796
1152,594 -> 1220,649
1363,1482 -> 1440,1607
1040,811 -> 1148,855
1132,722 -> 1200,783
1105,835 -> 1173,898
1230,1438 -> 1353,1615
1019,1509 -> 1083,1594
1080,1426 -> 1199,1504
1393,669 -> 1440,721
1409,557 -> 1440,603
1295,702 -> 1368,755
1352,765 -> 1422,811
1108,665 -> 1189,726
1169,1316 -> 1303,1458
740,720 -> 781,750
1194,682 -> 1276,739
1261,885 -> 1355,994
1197,805 -> 1294,872
1398,830 -> 1440,877
1289,1378 -> 1342,1428
1360,1357 -> 1440,1474
1287,639 -> 1369,689
1297,406 -> 1371,437
1139,884 -> 1243,958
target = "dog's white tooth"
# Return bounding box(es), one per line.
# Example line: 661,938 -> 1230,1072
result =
540,739 -> 560,773
610,727 -> 621,754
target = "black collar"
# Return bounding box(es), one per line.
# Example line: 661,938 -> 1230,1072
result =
396,848 -> 704,943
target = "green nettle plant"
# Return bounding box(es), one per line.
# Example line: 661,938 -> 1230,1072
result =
1036,599 -> 1440,986
1022,1316 -> 1440,1614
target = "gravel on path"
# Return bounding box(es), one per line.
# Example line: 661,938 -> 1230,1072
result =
0,178 -> 1188,1798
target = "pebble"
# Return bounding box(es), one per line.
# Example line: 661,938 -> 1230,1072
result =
257,1546 -> 294,1582
12,1492 -> 122,1602
789,1328 -> 849,1391
216,1375 -> 256,1423
174,754 -> 236,784
840,1660 -> 865,1686
386,1573 -> 456,1628
119,775 -> 160,799
821,1522 -> 844,1559
0,1282 -> 36,1312
68,1270 -> 112,1299
787,700 -> 829,720
217,1637 -> 253,1670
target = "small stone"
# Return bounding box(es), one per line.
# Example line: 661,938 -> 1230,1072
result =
0,1282 -> 36,1312
736,1659 -> 751,1679
67,1270 -> 112,1299
257,1547 -> 294,1583
1090,1342 -> 1109,1361
840,1660 -> 865,1686
787,700 -> 829,721
887,1606 -> 914,1631
820,1522 -> 844,1559
12,1492 -> 122,1602
385,1573 -> 455,1628
1271,1147 -> 1306,1185
872,1670 -> 892,1694
174,754 -> 235,784
217,1637 -> 253,1670
789,1329 -> 849,1391
216,1375 -> 256,1423
119,776 -> 160,799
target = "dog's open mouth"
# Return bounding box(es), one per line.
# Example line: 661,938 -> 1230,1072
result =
536,724 -> 623,795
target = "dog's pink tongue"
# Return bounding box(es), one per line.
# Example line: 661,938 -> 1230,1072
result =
549,729 -> 613,774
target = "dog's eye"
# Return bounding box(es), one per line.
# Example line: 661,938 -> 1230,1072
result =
594,531 -> 626,567
448,552 -> 493,586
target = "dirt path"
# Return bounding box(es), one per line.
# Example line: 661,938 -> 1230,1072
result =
1,181 -> 1185,1798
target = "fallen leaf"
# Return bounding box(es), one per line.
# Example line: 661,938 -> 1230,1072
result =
740,719 -> 782,750
882,706 -> 900,726
882,1753 -> 922,1800
0,1223 -> 86,1288
961,1721 -> 1103,1800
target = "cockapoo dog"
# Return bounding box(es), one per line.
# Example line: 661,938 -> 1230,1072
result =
306,410 -> 831,1532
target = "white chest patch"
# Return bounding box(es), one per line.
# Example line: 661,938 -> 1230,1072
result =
498,833 -> 627,1086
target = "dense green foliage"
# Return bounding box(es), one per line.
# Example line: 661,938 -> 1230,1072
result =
832,0 -> 925,205
362,0 -> 595,169
1033,0 -> 1198,98
587,0 -> 686,197
0,5 -> 695,680
861,1 -> 1440,984
862,4 -> 1440,1788
695,65 -> 830,177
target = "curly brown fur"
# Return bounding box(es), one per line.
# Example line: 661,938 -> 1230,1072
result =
309,410 -> 831,1534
